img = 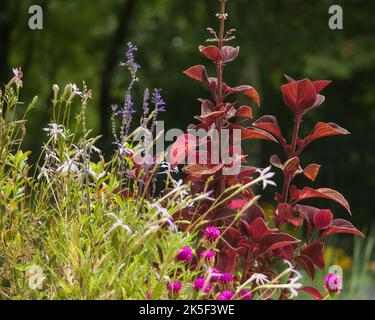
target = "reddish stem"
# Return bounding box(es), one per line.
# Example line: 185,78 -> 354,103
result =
215,0 -> 227,194
217,0 -> 226,103
241,249 -> 253,284
290,114 -> 302,156
281,113 -> 302,203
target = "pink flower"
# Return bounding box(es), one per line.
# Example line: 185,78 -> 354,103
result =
167,281 -> 182,294
324,273 -> 341,294
194,278 -> 211,293
200,250 -> 216,261
237,289 -> 253,300
204,226 -> 221,242
176,246 -> 193,262
217,290 -> 234,300
146,291 -> 152,299
208,267 -> 222,283
219,272 -> 233,284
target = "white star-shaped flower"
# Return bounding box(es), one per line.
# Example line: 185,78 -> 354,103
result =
248,273 -> 269,286
257,166 -> 277,190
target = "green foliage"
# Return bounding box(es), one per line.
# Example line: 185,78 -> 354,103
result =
0,80 -> 206,299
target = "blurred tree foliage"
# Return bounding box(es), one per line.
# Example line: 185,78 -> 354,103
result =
1,0 -> 374,225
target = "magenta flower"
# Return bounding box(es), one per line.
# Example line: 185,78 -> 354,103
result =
146,291 -> 152,299
194,278 -> 211,294
200,250 -> 216,261
217,290 -> 234,300
204,226 -> 221,242
176,246 -> 193,262
219,272 -> 234,284
237,289 -> 253,300
324,273 -> 341,294
208,267 -> 222,283
167,281 -> 182,294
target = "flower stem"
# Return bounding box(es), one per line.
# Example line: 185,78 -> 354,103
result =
281,113 -> 302,203
291,114 -> 302,156
217,0 -> 227,103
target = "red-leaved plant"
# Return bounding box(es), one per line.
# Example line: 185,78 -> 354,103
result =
170,0 -> 364,299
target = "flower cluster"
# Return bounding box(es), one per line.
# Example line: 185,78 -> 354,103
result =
204,226 -> 221,242
120,42 -> 140,75
194,278 -> 211,294
200,250 -> 215,261
176,246 -> 193,262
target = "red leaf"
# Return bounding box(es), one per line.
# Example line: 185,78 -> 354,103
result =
232,125 -> 278,142
213,208 -> 238,222
226,227 -> 243,243
168,134 -> 197,167
221,46 -> 240,63
200,99 -> 214,115
279,246 -> 294,260
182,163 -> 224,175
235,105 -> 253,119
290,187 -> 351,214
276,203 -> 303,228
248,217 -> 272,240
294,204 -> 320,234
242,203 -> 265,225
305,122 -> 350,145
295,255 -> 316,279
303,164 -> 321,182
230,199 -> 248,210
230,85 -> 260,107
198,110 -> 225,119
217,248 -> 239,272
313,209 -> 333,230
252,116 -> 285,143
281,78 -> 317,113
313,80 -> 332,93
260,233 -> 299,255
298,287 -> 324,300
322,219 -> 365,238
283,157 -> 300,176
301,242 -> 325,269
237,166 -> 258,178
284,74 -> 296,83
312,94 -> 326,109
270,155 -> 283,169
183,65 -> 209,84
199,45 -> 221,62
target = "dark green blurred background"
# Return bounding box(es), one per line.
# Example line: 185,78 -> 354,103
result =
1,0 -> 374,227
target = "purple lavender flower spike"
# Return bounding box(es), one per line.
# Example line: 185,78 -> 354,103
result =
120,42 -> 140,74
119,42 -> 140,137
143,88 -> 150,117
152,88 -> 166,112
